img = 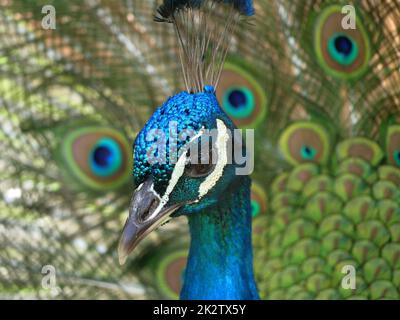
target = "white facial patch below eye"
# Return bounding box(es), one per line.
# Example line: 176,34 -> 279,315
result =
198,119 -> 229,200
150,127 -> 205,217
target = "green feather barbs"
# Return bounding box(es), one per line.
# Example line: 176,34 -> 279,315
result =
386,125 -> 400,168
278,122 -> 330,166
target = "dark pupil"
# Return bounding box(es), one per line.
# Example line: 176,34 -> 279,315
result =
193,163 -> 212,175
396,151 -> 400,160
93,146 -> 112,167
334,35 -> 353,56
228,90 -> 247,108
304,146 -> 312,155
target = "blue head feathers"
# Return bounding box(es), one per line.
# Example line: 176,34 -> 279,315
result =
133,86 -> 237,201
118,85 -> 245,262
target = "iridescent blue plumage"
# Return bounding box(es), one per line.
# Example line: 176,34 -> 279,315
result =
129,87 -> 259,299
181,176 -> 259,299
119,0 -> 258,300
134,89 -> 233,193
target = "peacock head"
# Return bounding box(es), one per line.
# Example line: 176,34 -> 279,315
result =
118,86 -> 247,264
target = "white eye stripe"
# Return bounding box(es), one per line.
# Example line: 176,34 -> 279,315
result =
152,128 -> 205,215
149,119 -> 228,212
198,119 -> 229,199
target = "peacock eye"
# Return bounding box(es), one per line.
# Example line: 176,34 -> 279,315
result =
184,145 -> 216,178
185,162 -> 215,178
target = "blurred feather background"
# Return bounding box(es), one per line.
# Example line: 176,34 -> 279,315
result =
0,0 -> 189,299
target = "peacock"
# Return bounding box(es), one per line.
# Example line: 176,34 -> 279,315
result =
118,0 -> 400,300
1,0 -> 399,300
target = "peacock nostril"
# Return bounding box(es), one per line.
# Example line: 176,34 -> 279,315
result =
139,197 -> 160,222
149,198 -> 159,214
139,210 -> 151,222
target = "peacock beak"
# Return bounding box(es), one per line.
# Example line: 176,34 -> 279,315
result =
118,177 -> 185,265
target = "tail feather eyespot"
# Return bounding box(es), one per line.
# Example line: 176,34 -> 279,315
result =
58,126 -> 132,191
216,62 -> 267,129
313,5 -> 371,80
278,121 -> 330,166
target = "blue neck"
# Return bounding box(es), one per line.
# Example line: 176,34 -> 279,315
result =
180,178 -> 259,300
